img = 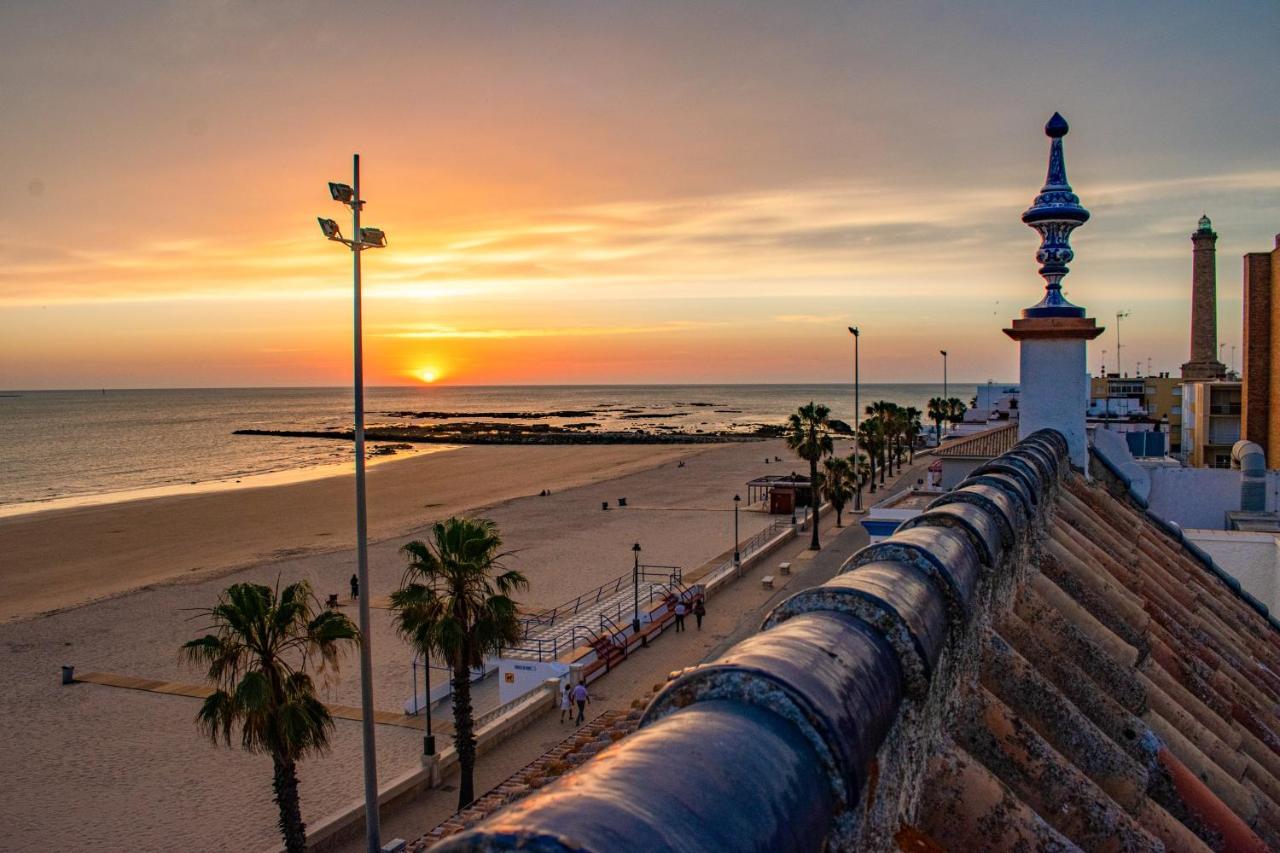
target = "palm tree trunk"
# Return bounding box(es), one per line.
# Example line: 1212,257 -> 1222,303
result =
868,457 -> 877,493
451,662 -> 477,810
835,505 -> 843,527
808,456 -> 820,550
271,754 -> 307,853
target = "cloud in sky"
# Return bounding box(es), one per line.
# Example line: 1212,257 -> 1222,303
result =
0,0 -> 1277,387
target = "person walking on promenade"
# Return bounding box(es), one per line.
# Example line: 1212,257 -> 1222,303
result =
559,683 -> 572,724
349,573 -> 359,600
674,600 -> 687,632
572,682 -> 590,724
693,598 -> 706,631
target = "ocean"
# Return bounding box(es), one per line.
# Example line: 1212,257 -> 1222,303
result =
0,384 -> 975,513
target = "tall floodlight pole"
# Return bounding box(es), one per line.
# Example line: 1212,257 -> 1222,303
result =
848,327 -> 861,512
317,154 -> 388,853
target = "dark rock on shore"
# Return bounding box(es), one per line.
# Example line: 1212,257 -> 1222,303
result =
233,421 -> 772,446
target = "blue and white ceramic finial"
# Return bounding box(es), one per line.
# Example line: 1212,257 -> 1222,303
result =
1021,112 -> 1090,318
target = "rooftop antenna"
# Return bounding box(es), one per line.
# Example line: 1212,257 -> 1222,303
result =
1115,311 -> 1131,376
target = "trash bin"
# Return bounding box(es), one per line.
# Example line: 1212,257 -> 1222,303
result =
61,665 -> 75,685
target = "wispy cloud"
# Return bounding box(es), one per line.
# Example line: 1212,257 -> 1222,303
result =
375,320 -> 725,339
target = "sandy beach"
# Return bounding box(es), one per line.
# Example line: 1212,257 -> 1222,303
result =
0,443 -> 701,623
0,436 -> 825,851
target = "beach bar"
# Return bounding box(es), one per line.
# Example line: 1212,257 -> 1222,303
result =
745,473 -> 813,515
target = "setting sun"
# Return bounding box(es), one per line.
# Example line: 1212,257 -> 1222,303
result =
418,368 -> 439,383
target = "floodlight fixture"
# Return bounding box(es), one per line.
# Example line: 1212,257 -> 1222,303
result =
329,182 -> 355,204
359,227 -> 387,248
318,217 -> 343,240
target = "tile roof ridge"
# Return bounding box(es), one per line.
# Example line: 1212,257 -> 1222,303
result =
1088,447 -> 1280,632
931,422 -> 1019,457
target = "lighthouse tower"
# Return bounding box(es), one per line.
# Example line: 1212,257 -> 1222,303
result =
1180,215 -> 1228,380
1003,113 -> 1104,472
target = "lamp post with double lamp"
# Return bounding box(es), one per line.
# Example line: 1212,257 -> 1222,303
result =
316,154 -> 388,853
940,349 -> 949,440
733,494 -> 742,576
631,543 -> 642,636
848,326 -> 861,512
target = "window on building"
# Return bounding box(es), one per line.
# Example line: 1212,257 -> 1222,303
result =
1213,454 -> 1232,469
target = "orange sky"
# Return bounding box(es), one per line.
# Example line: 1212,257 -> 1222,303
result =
1,2 -> 1277,388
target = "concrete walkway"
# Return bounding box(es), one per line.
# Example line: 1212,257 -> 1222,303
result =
334,458 -> 931,852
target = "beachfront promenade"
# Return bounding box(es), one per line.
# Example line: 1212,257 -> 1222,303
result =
332,456 -> 932,852
2,437 -> 872,851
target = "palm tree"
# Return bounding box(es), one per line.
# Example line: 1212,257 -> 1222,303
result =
850,451 -> 872,508
903,407 -> 923,463
858,419 -> 882,493
182,581 -> 358,853
946,397 -> 968,427
391,517 -> 528,810
821,456 -> 854,527
785,402 -> 834,550
927,396 -> 948,444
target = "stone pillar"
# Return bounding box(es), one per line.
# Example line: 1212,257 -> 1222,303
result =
1242,245 -> 1274,462
1006,318 -> 1103,472
1181,216 -> 1227,380
1008,113 -> 1104,473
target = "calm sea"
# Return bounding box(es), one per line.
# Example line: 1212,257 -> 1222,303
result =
0,384 -> 975,512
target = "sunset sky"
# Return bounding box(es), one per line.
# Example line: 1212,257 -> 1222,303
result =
1,1 -> 1276,389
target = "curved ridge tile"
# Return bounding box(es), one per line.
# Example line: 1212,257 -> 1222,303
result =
972,458 -> 1042,505
435,701 -> 835,853
929,484 -> 1022,548
898,503 -> 1004,568
1025,427 -> 1069,463
841,525 -> 981,618
765,561 -> 948,698
956,472 -> 1035,522
644,611 -> 902,806
1005,445 -> 1056,490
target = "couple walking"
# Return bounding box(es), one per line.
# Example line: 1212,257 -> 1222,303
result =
560,681 -> 591,725
672,596 -> 705,632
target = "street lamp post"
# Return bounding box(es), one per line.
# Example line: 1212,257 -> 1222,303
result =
1115,310 -> 1131,376
317,154 -> 388,853
940,349 -> 948,439
631,543 -> 642,635
789,472 -> 798,526
848,327 -> 861,512
733,494 -> 741,576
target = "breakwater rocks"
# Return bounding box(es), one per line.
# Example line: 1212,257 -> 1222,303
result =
233,423 -> 776,446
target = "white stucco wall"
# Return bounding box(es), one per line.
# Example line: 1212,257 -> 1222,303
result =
941,458 -> 982,489
1147,467 -> 1280,529
1020,338 -> 1089,471
1184,530 -> 1280,615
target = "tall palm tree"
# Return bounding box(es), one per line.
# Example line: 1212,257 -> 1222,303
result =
946,397 -> 968,427
903,406 -> 923,463
927,396 -> 948,444
391,517 -> 528,810
785,402 -> 834,550
858,419 -> 882,493
867,401 -> 898,482
821,456 -> 854,527
850,451 -> 872,508
182,581 -> 358,853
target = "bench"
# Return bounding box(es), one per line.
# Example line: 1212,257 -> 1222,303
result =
761,575 -> 775,589
779,562 -> 792,576
326,593 -> 339,609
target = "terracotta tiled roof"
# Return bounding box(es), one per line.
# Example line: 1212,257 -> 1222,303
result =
429,430 -> 1280,853
931,422 -> 1019,458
